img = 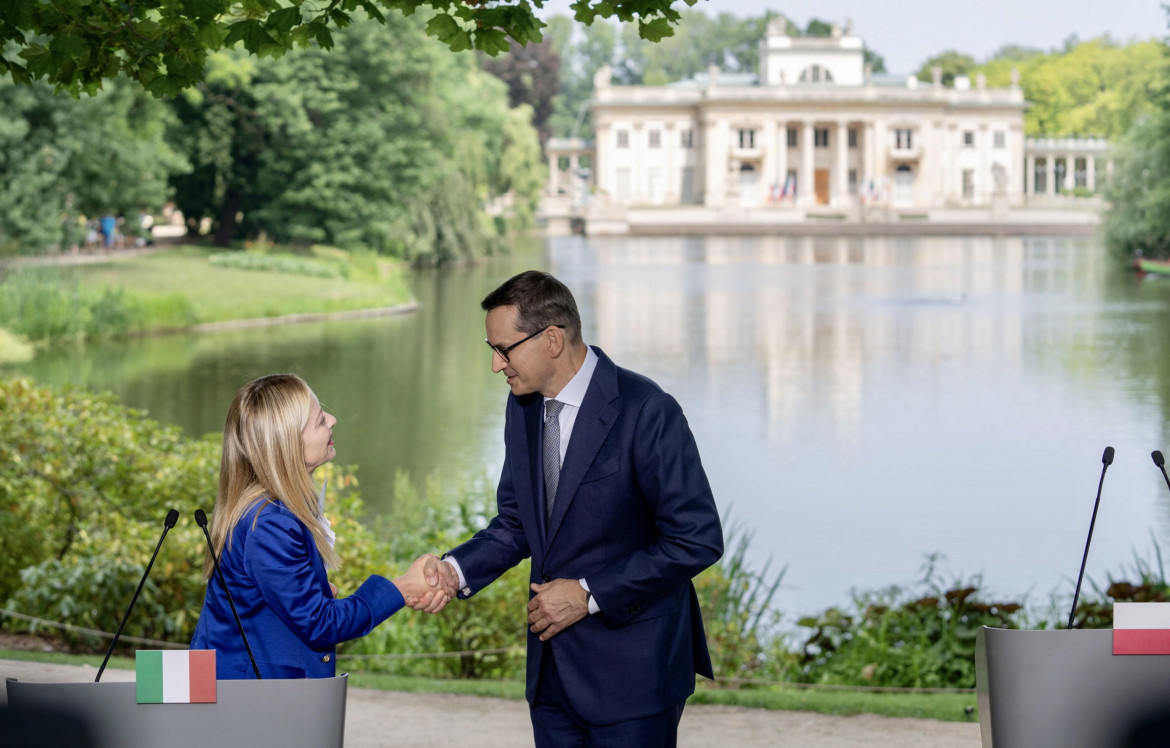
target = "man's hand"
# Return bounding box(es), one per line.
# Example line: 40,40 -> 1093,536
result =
396,554 -> 452,614
527,579 -> 589,641
423,555 -> 460,598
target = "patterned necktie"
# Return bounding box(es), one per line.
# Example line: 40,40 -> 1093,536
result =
543,400 -> 565,521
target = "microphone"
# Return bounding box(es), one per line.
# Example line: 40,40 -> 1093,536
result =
194,509 -> 261,679
1153,451 -> 1170,493
1067,446 -> 1115,630
96,508 -> 179,682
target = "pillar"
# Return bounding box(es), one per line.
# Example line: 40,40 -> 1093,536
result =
801,120 -> 815,206
834,120 -> 849,205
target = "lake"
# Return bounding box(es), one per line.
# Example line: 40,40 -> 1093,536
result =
12,232 -> 1170,620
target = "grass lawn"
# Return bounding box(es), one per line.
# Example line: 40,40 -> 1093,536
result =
0,648 -> 977,723
73,245 -> 413,328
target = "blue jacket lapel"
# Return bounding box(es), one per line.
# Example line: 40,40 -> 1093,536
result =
544,347 -> 619,552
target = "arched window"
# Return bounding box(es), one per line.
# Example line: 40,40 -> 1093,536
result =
798,65 -> 835,84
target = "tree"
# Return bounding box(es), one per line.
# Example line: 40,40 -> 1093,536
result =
169,14 -> 543,264
481,40 -> 562,145
915,50 -> 977,86
0,0 -> 696,97
0,77 -> 187,254
864,49 -> 886,74
976,38 -> 1164,138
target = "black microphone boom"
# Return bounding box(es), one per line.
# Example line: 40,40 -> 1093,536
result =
194,508 -> 261,679
96,508 -> 179,682
1067,447 -> 1115,630
1153,450 -> 1170,493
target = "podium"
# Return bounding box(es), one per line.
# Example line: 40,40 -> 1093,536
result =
4,675 -> 347,748
976,627 -> 1170,747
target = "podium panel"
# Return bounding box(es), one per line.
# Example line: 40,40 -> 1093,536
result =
5,675 -> 347,748
977,627 -> 1170,748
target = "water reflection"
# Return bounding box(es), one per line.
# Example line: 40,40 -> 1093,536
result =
10,234 -> 1170,618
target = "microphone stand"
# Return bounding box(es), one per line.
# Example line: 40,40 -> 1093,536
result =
194,509 -> 261,679
96,508 -> 179,682
1067,446 -> 1114,630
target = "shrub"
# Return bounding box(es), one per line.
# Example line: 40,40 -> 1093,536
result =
208,251 -> 347,279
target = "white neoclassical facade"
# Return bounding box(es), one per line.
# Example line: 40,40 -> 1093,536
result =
548,19 -> 1112,217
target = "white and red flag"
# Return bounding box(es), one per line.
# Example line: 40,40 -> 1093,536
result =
1113,603 -> 1170,655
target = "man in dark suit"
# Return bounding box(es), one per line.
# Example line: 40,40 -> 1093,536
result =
430,270 -> 724,746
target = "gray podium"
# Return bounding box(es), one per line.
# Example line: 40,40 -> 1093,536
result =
977,627 -> 1170,748
4,675 -> 347,748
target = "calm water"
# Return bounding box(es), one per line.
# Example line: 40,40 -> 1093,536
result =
12,234 -> 1170,619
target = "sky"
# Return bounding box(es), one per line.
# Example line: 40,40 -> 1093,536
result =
535,0 -> 1165,74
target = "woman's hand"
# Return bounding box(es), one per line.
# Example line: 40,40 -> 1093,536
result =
396,554 -> 452,614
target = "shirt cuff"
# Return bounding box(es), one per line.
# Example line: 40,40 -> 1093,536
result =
579,578 -> 600,615
442,556 -> 472,596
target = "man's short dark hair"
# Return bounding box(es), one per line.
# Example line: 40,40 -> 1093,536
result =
481,270 -> 582,344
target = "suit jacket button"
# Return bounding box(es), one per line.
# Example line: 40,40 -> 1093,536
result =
542,574 -> 552,583
322,654 -> 331,663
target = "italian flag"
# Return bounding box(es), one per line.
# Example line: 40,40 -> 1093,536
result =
1113,603 -> 1170,655
136,650 -> 217,703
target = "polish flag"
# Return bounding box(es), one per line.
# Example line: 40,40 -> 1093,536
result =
136,650 -> 217,703
1113,603 -> 1170,655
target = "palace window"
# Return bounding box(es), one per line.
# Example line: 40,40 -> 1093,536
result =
963,131 -> 975,148
799,65 -> 834,84
962,169 -> 975,199
848,128 -> 858,148
993,131 -> 1006,149
680,129 -> 694,148
814,128 -> 829,148
848,169 -> 858,195
616,130 -> 629,148
895,129 -> 913,150
787,128 -> 798,147
648,129 -> 661,148
738,129 -> 756,149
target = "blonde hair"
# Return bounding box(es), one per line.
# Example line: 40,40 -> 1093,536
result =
203,374 -> 339,580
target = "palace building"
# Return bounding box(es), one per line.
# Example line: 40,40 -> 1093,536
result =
545,18 -> 1110,226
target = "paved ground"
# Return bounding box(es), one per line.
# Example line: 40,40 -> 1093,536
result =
1,659 -> 981,747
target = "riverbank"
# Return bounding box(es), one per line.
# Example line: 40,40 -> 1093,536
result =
0,659 -> 981,748
0,245 -> 416,350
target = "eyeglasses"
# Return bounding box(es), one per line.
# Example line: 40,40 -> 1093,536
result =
485,325 -> 565,364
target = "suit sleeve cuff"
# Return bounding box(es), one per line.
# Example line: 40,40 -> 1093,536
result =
579,578 -> 600,615
442,556 -> 472,597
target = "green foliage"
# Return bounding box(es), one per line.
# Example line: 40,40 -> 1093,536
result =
0,269 -> 143,343
1068,539 -> 1170,629
0,0 -> 692,97
0,76 -> 188,254
975,38 -> 1165,139
1103,107 -> 1170,258
695,522 -> 795,681
170,16 -> 542,263
0,379 -> 218,628
0,326 -> 33,364
208,251 -> 347,279
796,556 -> 1024,689
915,51 -> 978,86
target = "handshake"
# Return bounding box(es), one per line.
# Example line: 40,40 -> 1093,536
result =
393,554 -> 459,614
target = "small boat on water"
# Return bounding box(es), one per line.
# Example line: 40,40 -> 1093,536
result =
1134,257 -> 1170,276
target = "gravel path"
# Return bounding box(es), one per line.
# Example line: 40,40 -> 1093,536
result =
0,659 -> 981,747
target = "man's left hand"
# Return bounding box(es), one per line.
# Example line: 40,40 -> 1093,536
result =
527,579 -> 589,641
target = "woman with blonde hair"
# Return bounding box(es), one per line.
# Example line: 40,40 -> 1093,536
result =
190,373 -> 444,679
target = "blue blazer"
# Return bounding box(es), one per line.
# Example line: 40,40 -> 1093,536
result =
450,347 -> 724,725
191,500 -> 404,679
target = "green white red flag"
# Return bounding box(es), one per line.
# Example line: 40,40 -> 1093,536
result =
136,650 -> 217,703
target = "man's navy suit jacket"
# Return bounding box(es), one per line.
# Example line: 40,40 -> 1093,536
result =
450,347 -> 724,725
